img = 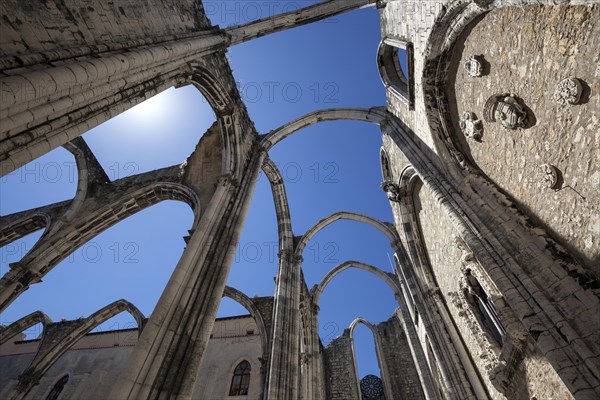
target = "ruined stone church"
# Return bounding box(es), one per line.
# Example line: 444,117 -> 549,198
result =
0,0 -> 598,399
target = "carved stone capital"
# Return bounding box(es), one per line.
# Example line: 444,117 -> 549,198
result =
300,352 -> 312,364
216,173 -> 240,188
16,371 -> 40,393
380,180 -> 403,202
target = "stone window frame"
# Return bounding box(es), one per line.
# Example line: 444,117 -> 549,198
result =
377,37 -> 415,109
380,147 -> 393,182
44,374 -> 69,400
448,237 -> 528,395
228,360 -> 251,396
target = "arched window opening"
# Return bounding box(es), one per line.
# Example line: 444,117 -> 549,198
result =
318,269 -> 396,345
0,147 -> 77,215
83,86 -> 216,177
464,270 -> 506,345
380,148 -> 392,182
378,38 -> 414,108
354,324 -> 383,384
229,360 -> 251,396
45,374 -> 69,400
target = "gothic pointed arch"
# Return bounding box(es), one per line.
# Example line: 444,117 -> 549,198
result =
11,300 -> 145,400
0,174 -> 200,313
222,286 -> 269,357
312,261 -> 402,307
347,318 -> 393,400
295,211 -> 399,258
260,107 -> 388,151
0,311 -> 52,346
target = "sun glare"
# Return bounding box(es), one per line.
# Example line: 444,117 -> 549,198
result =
130,91 -> 170,120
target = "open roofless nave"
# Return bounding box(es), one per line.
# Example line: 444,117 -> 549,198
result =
0,0 -> 599,399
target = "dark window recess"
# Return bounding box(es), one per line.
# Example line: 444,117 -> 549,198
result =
229,360 -> 251,396
466,271 -> 506,345
45,375 -> 69,400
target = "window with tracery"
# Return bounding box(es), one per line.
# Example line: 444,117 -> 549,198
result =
229,360 -> 251,396
464,270 -> 506,345
45,374 -> 69,400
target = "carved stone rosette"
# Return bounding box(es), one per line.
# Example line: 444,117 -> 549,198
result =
459,111 -> 483,141
483,93 -> 528,130
554,77 -> 583,106
464,55 -> 484,77
536,164 -> 558,189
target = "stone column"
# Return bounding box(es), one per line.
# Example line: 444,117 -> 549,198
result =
267,251 -> 303,400
109,150 -> 266,399
0,33 -> 228,174
306,303 -> 327,400
393,243 -> 481,400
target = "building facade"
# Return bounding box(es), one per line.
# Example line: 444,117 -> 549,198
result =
0,1 -> 598,399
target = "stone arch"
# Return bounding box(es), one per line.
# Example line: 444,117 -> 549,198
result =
0,171 -> 200,313
0,214 -> 51,248
261,158 -> 294,254
347,317 -> 393,400
312,261 -> 402,307
295,211 -> 399,258
12,181 -> 198,271
185,64 -> 244,179
222,286 -> 269,356
11,300 -> 145,400
187,65 -> 232,116
377,37 -> 414,108
260,107 -> 388,151
0,311 -> 52,345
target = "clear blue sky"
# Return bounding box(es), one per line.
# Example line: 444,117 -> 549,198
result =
0,3 -> 396,380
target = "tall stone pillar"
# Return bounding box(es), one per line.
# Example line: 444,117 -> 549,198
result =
393,243 -> 482,400
305,303 -> 327,400
109,150 -> 266,399
267,251 -> 303,399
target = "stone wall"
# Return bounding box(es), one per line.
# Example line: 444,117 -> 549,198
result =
413,180 -> 573,400
376,317 -> 425,400
0,315 -> 264,400
379,0 -> 445,152
323,331 -> 359,400
0,0 -> 209,59
449,4 -> 600,276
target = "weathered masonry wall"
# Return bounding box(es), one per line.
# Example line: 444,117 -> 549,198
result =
377,317 -> 426,400
449,4 -> 600,276
0,316 -> 264,400
0,0 -> 209,59
414,182 -> 574,400
379,0 -> 442,152
323,332 -> 359,400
